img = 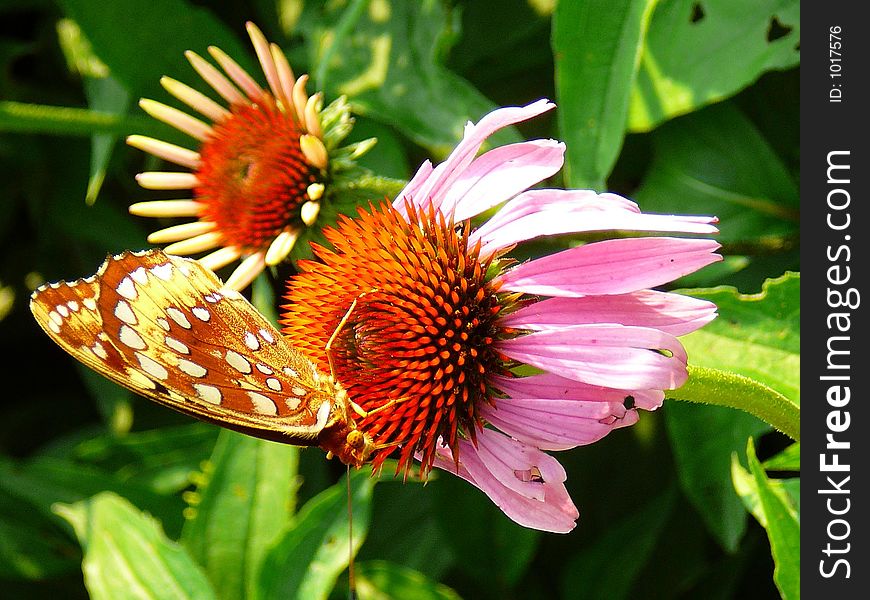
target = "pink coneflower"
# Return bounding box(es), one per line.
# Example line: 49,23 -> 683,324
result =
127,22 -> 372,290
281,99 -> 721,532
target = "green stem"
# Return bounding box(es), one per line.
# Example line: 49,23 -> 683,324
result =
669,366 -> 800,442
0,101 -> 161,137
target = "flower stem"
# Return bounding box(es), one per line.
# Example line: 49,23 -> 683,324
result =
668,366 -> 800,442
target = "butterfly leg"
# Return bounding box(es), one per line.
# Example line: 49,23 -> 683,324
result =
348,396 -> 409,419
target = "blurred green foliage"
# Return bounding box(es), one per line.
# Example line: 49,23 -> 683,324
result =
0,0 -> 799,598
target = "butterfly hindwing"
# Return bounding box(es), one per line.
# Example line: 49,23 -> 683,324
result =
31,250 -> 336,443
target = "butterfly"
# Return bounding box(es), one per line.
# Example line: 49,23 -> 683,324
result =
29,249 -> 374,467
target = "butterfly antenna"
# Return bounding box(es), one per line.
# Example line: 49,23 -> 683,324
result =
347,464 -> 358,600
325,290 -> 379,381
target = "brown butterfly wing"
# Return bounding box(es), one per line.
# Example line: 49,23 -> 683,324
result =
31,250 -> 341,446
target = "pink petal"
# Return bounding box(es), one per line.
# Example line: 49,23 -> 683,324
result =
491,372 -> 665,411
471,189 -> 718,256
430,430 -> 579,533
393,159 -> 434,214
480,397 -> 635,450
496,324 -> 688,390
445,140 -> 565,221
496,237 -> 722,297
500,290 -> 718,336
393,99 -> 556,218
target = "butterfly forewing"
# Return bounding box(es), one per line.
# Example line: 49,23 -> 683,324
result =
31,250 -> 341,446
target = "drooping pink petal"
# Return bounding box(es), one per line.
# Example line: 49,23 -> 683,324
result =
444,140 -> 565,221
429,430 -> 579,533
500,290 -> 718,336
480,397 -> 635,450
393,99 -> 556,218
496,324 -> 688,390
471,189 -> 719,256
491,372 -> 665,411
496,237 -> 722,297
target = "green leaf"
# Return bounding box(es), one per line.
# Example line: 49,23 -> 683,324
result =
0,485 -> 77,580
633,103 -> 799,244
355,560 -> 462,600
553,0 -> 657,189
763,442 -> 800,471
307,0 -> 519,156
54,492 -> 217,600
0,455 -> 185,536
679,272 -> 800,407
561,486 -> 677,600
83,75 -> 130,205
448,0 -> 552,84
664,401 -> 768,551
55,0 -> 252,101
55,16 -> 130,205
732,439 -> 800,599
629,0 -> 800,131
73,423 -> 219,495
181,430 -> 300,600
661,273 -> 799,548
256,469 -> 376,600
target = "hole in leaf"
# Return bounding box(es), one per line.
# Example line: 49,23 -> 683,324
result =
690,3 -> 705,23
767,17 -> 792,42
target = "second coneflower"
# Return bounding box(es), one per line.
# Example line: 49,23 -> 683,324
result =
281,99 -> 722,532
127,22 -> 373,290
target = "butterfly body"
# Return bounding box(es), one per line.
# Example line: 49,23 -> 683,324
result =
30,249 -> 373,467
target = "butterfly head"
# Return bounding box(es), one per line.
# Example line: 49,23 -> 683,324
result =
319,421 -> 375,467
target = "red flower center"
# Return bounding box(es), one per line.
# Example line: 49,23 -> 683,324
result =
195,98 -> 317,252
281,202 -> 512,476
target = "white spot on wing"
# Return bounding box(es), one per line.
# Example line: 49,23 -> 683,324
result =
117,276 -> 138,300
314,401 -> 331,429
225,350 -> 252,374
67,300 -> 79,312
114,300 -> 137,325
49,311 -> 63,326
56,304 -> 69,317
178,359 -> 207,377
192,307 -> 210,322
266,378 -> 281,391
165,336 -> 190,354
136,352 -> 169,380
151,263 -> 173,281
166,307 -> 191,329
119,324 -> 147,350
283,367 -> 299,379
84,297 -> 97,311
156,317 -> 171,331
131,267 -> 148,285
259,328 -> 275,344
244,331 -> 260,351
248,391 -> 278,415
286,397 -> 301,410
127,368 -> 156,389
194,383 -> 222,405
291,386 -> 308,397
256,363 -> 273,375
92,341 -> 108,359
